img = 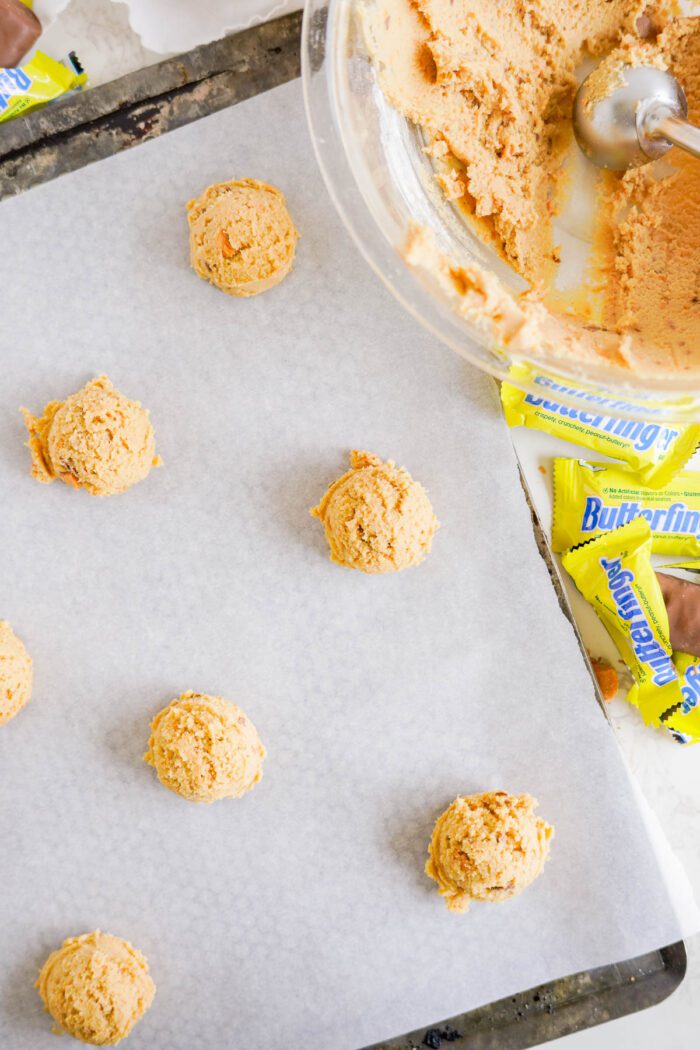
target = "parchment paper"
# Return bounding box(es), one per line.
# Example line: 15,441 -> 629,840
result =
0,80 -> 683,1050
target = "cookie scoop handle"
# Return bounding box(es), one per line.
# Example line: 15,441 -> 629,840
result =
644,110 -> 700,161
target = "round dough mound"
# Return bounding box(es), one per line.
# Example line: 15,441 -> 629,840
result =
426,792 -> 553,913
187,178 -> 298,297
310,450 -> 439,573
0,620 -> 32,726
22,375 -> 159,497
144,691 -> 266,803
36,931 -> 155,1046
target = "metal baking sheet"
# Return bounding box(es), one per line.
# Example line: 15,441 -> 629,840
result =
368,942 -> 686,1048
0,43 -> 685,1050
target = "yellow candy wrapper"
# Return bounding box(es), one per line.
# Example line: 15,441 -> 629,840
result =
0,51 -> 86,124
501,365 -> 700,488
663,652 -> 700,744
562,518 -> 682,726
552,459 -> 700,557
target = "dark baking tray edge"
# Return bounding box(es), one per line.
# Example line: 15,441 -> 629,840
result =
0,13 -> 686,1048
0,13 -> 304,196
365,941 -> 686,1049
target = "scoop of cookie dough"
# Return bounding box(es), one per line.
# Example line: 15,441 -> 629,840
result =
22,375 -> 159,497
426,791 -> 553,913
310,450 -> 439,573
0,620 -> 32,726
144,691 -> 266,803
187,178 -> 298,297
36,930 -> 155,1046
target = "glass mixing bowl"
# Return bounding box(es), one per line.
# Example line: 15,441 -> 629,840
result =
301,0 -> 700,421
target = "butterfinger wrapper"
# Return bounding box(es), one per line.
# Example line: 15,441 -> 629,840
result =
562,518 -> 682,726
552,459 -> 700,557
501,366 -> 700,489
0,50 -> 86,124
661,651 -> 700,744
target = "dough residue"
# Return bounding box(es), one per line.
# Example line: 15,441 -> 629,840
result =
367,0 -> 651,286
579,33 -> 667,116
36,931 -> 155,1046
599,19 -> 700,375
0,620 -> 32,726
22,375 -> 160,497
310,450 -> 439,574
426,791 -> 553,913
144,691 -> 266,803
366,1 -> 700,379
187,178 -> 299,297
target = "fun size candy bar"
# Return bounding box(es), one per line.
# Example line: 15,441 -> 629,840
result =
502,366 -> 700,488
552,459 -> 700,557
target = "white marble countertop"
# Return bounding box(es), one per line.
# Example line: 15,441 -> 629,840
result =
512,428 -> 700,1048
24,1 -> 700,1045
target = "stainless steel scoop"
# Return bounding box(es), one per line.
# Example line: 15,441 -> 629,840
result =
573,64 -> 700,170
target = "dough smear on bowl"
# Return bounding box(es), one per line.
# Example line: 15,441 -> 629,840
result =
0,620 -> 32,725
366,0 -> 700,379
36,931 -> 155,1046
426,791 -> 553,913
598,18 -> 700,374
144,691 -> 266,803
310,450 -> 439,573
22,375 -> 160,496
187,178 -> 299,297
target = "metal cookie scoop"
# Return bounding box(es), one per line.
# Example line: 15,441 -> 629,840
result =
573,64 -> 700,170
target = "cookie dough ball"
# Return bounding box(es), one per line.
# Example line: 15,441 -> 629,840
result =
426,792 -> 553,913
310,450 -> 439,573
0,620 -> 32,726
22,375 -> 160,497
36,931 -> 155,1046
187,178 -> 298,297
144,691 -> 266,803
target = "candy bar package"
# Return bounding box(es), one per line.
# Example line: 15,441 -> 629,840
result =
552,459 -> 700,557
502,366 -> 700,488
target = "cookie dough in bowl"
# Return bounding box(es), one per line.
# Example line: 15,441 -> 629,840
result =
366,1 -> 700,380
144,691 -> 266,803
311,450 -> 439,573
187,178 -> 299,297
0,620 -> 32,726
426,792 -> 553,913
36,931 -> 155,1045
22,375 -> 160,497
303,0 -> 700,410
